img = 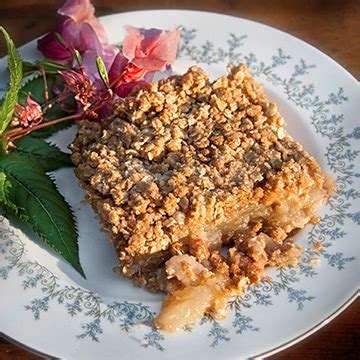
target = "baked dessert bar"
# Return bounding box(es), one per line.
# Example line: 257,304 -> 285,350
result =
70,64 -> 333,331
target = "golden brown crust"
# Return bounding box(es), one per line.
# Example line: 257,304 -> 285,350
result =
70,64 -> 330,296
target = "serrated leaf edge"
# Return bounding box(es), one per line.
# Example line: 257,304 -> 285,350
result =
14,137 -> 72,171
0,26 -> 23,134
1,160 -> 85,277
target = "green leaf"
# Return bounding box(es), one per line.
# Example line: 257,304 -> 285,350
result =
22,60 -> 69,77
0,138 -> 8,156
0,27 -> 23,134
0,171 -> 7,200
18,75 -> 54,104
14,137 -> 73,171
0,154 -> 85,277
96,54 -> 109,87
0,171 -> 17,213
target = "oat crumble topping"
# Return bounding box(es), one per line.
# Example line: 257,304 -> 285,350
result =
70,64 -> 333,331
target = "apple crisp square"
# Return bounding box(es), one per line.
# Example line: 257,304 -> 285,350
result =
70,65 -> 334,331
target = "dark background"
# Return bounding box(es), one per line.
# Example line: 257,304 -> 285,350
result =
0,0 -> 359,359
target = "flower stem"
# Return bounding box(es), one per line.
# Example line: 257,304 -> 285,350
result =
42,90 -> 73,112
3,113 -> 81,142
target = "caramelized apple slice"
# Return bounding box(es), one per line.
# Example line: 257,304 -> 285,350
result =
155,255 -> 230,332
155,284 -> 213,332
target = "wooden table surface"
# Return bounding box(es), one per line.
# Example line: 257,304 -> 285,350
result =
0,0 -> 359,359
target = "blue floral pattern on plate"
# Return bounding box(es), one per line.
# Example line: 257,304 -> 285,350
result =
0,27 -> 359,351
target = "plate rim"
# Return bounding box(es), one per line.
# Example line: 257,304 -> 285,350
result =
1,8 -> 359,359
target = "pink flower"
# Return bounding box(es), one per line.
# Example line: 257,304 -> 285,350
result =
58,0 -> 107,43
37,0 -> 107,63
13,96 -> 43,128
107,26 -> 181,98
108,58 -> 150,98
38,20 -> 102,62
123,26 -> 181,71
59,67 -> 113,119
108,53 -> 129,84
36,0 -> 183,119
59,68 -> 95,110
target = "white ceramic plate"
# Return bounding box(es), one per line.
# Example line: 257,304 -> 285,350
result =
1,10 -> 359,360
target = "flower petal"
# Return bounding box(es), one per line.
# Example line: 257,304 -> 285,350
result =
58,0 -> 107,43
108,52 -> 129,85
101,44 -> 120,71
113,80 -> 148,98
37,32 -> 70,62
123,26 -> 163,61
58,0 -> 95,22
122,26 -> 181,71
131,57 -> 167,72
110,62 -> 148,97
25,95 -> 42,111
14,96 -> 43,127
37,20 -> 105,64
71,22 -> 102,54
149,27 -> 181,65
37,20 -> 75,61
